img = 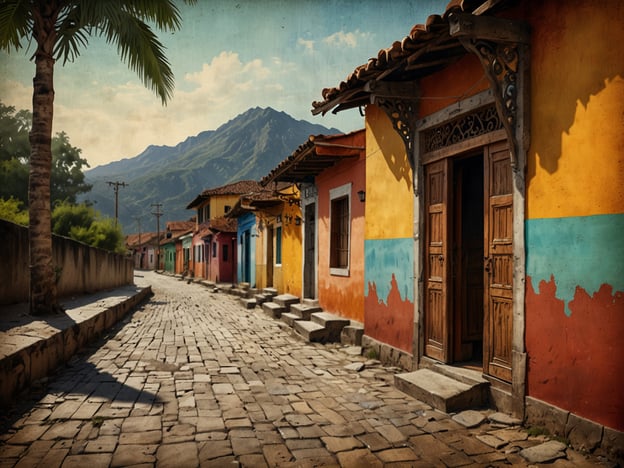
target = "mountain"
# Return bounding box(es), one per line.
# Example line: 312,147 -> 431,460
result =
83,107 -> 341,233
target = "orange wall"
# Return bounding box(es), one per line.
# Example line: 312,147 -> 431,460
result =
418,54 -> 488,119
316,139 -> 366,323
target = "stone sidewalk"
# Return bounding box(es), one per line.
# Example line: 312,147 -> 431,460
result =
0,272 -> 615,467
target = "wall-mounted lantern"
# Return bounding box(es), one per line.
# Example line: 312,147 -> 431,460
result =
357,190 -> 366,202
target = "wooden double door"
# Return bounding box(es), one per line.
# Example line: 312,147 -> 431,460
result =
424,141 -> 513,382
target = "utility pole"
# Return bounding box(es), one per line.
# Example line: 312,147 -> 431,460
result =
107,181 -> 128,227
134,216 -> 143,269
151,203 -> 163,271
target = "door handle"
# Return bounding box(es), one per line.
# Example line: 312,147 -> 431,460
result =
438,255 -> 444,263
484,256 -> 493,273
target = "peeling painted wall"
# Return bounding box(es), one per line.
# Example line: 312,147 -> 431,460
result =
524,0 -> 624,431
316,132 -> 366,322
363,106 -> 414,351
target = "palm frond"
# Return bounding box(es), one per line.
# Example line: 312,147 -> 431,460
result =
0,0 -> 32,52
102,10 -> 176,105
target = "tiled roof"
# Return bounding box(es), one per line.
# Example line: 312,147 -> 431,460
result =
261,130 -> 365,186
311,0 -> 502,115
187,180 -> 263,209
125,231 -> 162,248
166,220 -> 195,234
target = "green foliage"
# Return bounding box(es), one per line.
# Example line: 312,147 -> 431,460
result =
52,202 -> 124,253
0,102 -> 92,206
0,197 -> 28,225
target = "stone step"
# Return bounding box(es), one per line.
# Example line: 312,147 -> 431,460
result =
394,368 -> 489,414
254,294 -> 269,306
262,287 -> 278,297
302,298 -> 319,307
290,303 -> 322,320
239,298 -> 256,309
294,320 -> 328,343
262,302 -> 285,319
341,324 -> 364,346
281,312 -> 302,328
311,312 -> 350,342
273,294 -> 300,311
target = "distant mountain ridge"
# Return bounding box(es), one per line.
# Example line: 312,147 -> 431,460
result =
83,107 -> 341,233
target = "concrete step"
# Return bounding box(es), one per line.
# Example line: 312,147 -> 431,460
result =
239,298 -> 256,309
290,303 -> 322,320
281,312 -> 302,328
262,302 -> 285,319
294,320 -> 328,343
394,368 -> 489,414
341,324 -> 364,346
311,312 -> 350,342
273,294 -> 300,311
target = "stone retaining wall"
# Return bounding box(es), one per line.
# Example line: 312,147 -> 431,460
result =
0,219 -> 133,305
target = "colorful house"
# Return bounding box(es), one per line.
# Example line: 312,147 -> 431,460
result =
311,0 -> 623,455
227,183 -> 302,295
160,220 -> 195,273
262,131 -> 366,324
187,180 -> 258,282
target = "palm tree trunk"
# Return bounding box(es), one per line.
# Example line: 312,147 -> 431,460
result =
29,3 -> 62,315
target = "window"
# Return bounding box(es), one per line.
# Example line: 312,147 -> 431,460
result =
212,241 -> 217,257
223,244 -> 229,261
275,226 -> 282,265
329,183 -> 351,276
224,205 -> 231,213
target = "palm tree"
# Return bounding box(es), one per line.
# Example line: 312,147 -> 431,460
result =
0,0 -> 195,315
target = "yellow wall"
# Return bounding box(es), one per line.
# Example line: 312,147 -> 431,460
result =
211,195 -> 240,219
280,192 -> 303,297
365,105 -> 413,240
527,0 -> 624,219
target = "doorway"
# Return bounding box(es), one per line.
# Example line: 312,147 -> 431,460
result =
452,154 -> 484,365
424,141 -> 513,382
303,202 -> 316,299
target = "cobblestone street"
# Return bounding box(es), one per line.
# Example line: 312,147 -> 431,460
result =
0,272 -> 612,467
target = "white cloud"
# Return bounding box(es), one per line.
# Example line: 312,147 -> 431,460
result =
297,38 -> 315,53
322,29 -> 371,49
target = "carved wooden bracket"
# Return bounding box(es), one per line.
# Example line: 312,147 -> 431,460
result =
365,80 -> 420,169
449,12 -> 530,170
374,97 -> 419,169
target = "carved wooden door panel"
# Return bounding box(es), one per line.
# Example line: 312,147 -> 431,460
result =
425,159 -> 450,362
483,142 -> 513,382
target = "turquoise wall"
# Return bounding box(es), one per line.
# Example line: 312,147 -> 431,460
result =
526,213 -> 624,315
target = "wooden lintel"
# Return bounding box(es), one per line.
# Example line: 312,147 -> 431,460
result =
448,12 -> 530,44
364,80 -> 419,99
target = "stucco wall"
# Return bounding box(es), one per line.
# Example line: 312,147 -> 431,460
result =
316,140 -> 365,322
281,198 -> 303,297
363,107 -> 413,350
524,0 -> 624,432
1,220 -> 134,305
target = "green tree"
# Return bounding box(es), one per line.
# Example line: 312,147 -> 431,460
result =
0,1 -> 194,315
0,197 -> 29,225
52,202 -> 124,253
1,102 -> 92,205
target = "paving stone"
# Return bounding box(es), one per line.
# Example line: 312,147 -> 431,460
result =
520,440 -> 568,464
376,447 -> 419,463
476,434 -> 507,449
111,444 -> 157,467
452,410 -> 486,428
61,453 -> 112,468
118,430 -> 162,445
321,436 -> 363,453
84,435 -> 118,453
336,448 -> 383,467
197,440 -> 232,461
6,424 -> 49,444
262,443 -> 294,465
488,412 -> 522,426
120,415 -> 161,432
231,436 -> 262,455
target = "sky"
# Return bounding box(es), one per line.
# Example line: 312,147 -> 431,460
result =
0,0 -> 447,169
